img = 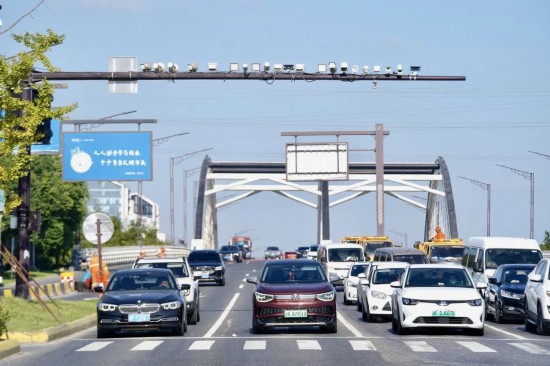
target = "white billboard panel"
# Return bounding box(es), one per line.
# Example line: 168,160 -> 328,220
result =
286,143 -> 348,181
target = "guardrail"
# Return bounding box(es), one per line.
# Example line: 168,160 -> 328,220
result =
78,245 -> 191,265
544,251 -> 550,258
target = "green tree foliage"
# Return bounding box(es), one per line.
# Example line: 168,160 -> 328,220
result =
0,305 -> 10,339
542,231 -> 550,250
0,29 -> 77,214
30,155 -> 88,268
80,216 -> 167,248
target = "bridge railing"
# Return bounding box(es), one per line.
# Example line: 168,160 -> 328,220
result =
78,245 -> 191,265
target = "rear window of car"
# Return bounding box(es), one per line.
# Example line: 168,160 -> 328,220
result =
266,247 -> 280,251
394,255 -> 429,264
188,251 -> 221,263
405,268 -> 473,288
135,262 -> 189,277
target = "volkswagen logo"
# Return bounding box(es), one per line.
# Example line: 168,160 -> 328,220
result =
291,294 -> 300,301
439,301 -> 448,306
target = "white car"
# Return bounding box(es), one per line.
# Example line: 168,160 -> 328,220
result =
391,264 -> 486,336
358,261 -> 408,321
524,258 -> 550,335
307,245 -> 319,260
343,262 -> 371,305
133,257 -> 201,324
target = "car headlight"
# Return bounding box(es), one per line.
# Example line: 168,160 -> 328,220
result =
255,292 -> 275,302
501,290 -> 522,299
467,298 -> 483,306
98,303 -> 117,312
371,290 -> 387,299
348,282 -> 357,288
402,297 -> 419,306
316,291 -> 335,302
214,266 -> 223,271
161,301 -> 182,310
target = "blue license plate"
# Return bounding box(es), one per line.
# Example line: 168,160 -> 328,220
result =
128,313 -> 150,322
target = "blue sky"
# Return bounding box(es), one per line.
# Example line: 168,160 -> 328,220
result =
1,0 -> 550,251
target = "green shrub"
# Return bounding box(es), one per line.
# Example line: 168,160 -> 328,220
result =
0,305 -> 10,338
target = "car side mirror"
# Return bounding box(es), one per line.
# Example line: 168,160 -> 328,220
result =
472,262 -> 483,273
476,282 -> 487,290
360,278 -> 370,285
390,281 -> 401,288
246,276 -> 258,284
357,273 -> 366,279
329,275 -> 340,284
488,277 -> 497,285
528,274 -> 543,283
180,284 -> 191,291
93,285 -> 105,293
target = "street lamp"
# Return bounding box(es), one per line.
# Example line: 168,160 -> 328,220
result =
496,164 -> 534,239
183,167 -> 201,247
170,148 -> 212,244
457,176 -> 491,236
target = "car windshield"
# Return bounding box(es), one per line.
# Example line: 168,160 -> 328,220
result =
372,268 -> 406,284
261,264 -> 326,284
431,246 -> 465,258
188,252 -> 221,263
502,268 -> 531,284
405,268 -> 473,288
393,255 -> 429,264
309,245 -> 318,251
108,273 -> 177,291
485,249 -> 542,269
135,262 -> 189,277
220,246 -> 238,251
328,248 -> 363,262
350,264 -> 368,277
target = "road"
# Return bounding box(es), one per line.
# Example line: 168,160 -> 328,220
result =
4,260 -> 550,366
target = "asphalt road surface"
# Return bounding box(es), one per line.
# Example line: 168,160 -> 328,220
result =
4,260 -> 550,366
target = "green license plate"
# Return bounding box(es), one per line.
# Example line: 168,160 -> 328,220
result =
284,309 -> 307,318
128,313 -> 150,322
432,310 -> 455,317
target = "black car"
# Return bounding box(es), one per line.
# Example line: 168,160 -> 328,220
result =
485,263 -> 535,323
96,268 -> 190,338
219,245 -> 243,263
187,250 -> 226,286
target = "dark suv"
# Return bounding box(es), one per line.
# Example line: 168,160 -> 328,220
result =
188,250 -> 226,286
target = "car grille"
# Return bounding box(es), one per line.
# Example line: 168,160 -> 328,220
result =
258,306 -> 333,316
118,303 -> 160,314
193,266 -> 215,272
258,316 -> 334,325
413,317 -> 473,324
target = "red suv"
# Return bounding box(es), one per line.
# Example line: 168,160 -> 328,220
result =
247,259 -> 338,334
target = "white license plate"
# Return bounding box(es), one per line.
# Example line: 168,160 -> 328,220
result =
432,310 -> 455,317
128,313 -> 150,322
201,272 -> 210,279
284,309 -> 307,318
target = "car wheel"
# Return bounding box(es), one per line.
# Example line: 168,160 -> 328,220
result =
524,306 -> 536,333
468,327 -> 484,336
97,327 -> 114,339
218,278 -> 225,286
343,292 -> 351,305
189,303 -> 199,325
392,314 -> 398,333
395,309 -> 408,335
494,302 -> 503,324
357,298 -> 363,312
536,305 -> 550,335
322,315 -> 338,333
173,318 -> 185,336
252,314 -> 264,334
362,301 -> 373,322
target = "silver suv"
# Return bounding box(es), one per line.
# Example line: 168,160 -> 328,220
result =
524,258 -> 550,335
133,257 -> 200,324
264,246 -> 282,260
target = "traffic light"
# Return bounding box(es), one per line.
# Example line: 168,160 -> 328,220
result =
30,88 -> 53,145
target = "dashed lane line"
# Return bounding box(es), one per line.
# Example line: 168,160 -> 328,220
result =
203,292 -> 240,338
484,324 -> 528,340
297,340 -> 321,350
76,341 -> 113,352
404,341 -> 437,352
188,340 -> 215,350
131,341 -> 163,351
243,340 -> 266,350
336,310 -> 363,337
349,340 -> 376,351
456,341 -> 496,353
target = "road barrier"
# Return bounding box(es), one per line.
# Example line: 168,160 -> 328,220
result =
78,245 -> 191,266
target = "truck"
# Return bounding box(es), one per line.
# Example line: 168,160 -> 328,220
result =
413,238 -> 465,264
341,235 -> 393,261
230,236 -> 252,259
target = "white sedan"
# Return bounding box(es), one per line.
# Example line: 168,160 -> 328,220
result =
391,264 -> 487,336
343,262 -> 371,305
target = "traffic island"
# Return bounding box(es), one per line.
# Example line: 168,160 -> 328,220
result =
0,339 -> 20,359
8,314 -> 96,343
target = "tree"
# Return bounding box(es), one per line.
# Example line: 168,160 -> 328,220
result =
0,29 -> 76,215
542,231 -> 550,251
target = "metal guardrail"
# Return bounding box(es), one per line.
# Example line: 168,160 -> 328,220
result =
78,245 -> 191,265
543,251 -> 550,258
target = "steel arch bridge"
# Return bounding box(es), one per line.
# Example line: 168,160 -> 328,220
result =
192,156 -> 457,249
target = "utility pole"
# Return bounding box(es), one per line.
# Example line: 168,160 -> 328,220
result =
496,164 -> 534,239
457,176 -> 491,236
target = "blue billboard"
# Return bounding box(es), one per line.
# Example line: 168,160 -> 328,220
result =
62,131 -> 152,181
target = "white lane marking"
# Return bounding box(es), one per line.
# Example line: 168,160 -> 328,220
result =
188,340 -> 215,350
509,342 -> 550,355
76,341 -> 113,352
456,341 -> 496,353
131,341 -> 163,351
484,323 -> 527,340
404,341 -> 437,352
297,340 -> 321,350
203,292 -> 240,338
336,310 -> 363,337
242,278 -> 248,282
349,340 -> 376,351
239,284 -> 244,289
252,269 -> 257,272
245,273 -> 250,277
243,340 -> 266,350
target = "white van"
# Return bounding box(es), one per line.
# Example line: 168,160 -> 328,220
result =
317,243 -> 365,286
462,236 -> 543,288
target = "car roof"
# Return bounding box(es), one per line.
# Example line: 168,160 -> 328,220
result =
264,259 -> 319,265
371,261 -> 409,269
135,257 -> 184,263
408,264 -> 464,269
497,263 -> 536,269
190,249 -> 219,253
374,247 -> 425,255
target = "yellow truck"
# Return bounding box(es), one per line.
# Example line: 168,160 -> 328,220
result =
414,238 -> 465,264
341,235 -> 393,261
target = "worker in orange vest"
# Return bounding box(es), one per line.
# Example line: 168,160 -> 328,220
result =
89,252 -> 110,290
432,226 -> 446,240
